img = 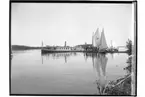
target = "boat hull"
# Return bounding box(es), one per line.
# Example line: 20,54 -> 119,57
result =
41,49 -> 126,54
41,49 -> 84,53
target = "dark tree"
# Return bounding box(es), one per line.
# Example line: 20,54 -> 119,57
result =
126,39 -> 132,55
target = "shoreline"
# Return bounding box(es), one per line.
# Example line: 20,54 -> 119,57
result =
41,49 -> 128,54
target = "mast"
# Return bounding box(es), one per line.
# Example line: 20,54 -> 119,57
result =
92,32 -> 95,47
111,40 -> 113,48
41,41 -> 43,49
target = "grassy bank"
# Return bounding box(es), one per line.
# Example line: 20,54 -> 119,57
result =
103,55 -> 132,95
104,75 -> 131,95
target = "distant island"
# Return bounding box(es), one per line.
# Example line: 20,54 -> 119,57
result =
11,45 -> 42,51
11,44 -> 92,51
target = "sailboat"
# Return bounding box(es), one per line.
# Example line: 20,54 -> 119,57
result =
92,28 -> 108,53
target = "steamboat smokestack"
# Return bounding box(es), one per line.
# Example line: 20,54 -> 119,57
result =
64,41 -> 66,47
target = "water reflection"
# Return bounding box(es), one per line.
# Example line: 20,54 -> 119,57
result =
12,50 -> 130,94
85,53 -> 108,94
41,52 -> 77,63
41,52 -> 108,94
95,54 -> 107,94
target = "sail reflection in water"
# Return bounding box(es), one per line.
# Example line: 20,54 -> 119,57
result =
92,53 -> 108,94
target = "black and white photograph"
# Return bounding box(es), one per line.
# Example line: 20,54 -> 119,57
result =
10,0 -> 137,96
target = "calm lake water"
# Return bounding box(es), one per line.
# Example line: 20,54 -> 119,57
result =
11,50 -> 129,94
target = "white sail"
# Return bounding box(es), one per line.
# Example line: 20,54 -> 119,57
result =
95,28 -> 100,48
99,28 -> 108,50
93,28 -> 100,47
92,32 -> 95,47
93,32 -> 97,47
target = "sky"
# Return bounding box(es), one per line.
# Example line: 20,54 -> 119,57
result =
11,3 -> 134,47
